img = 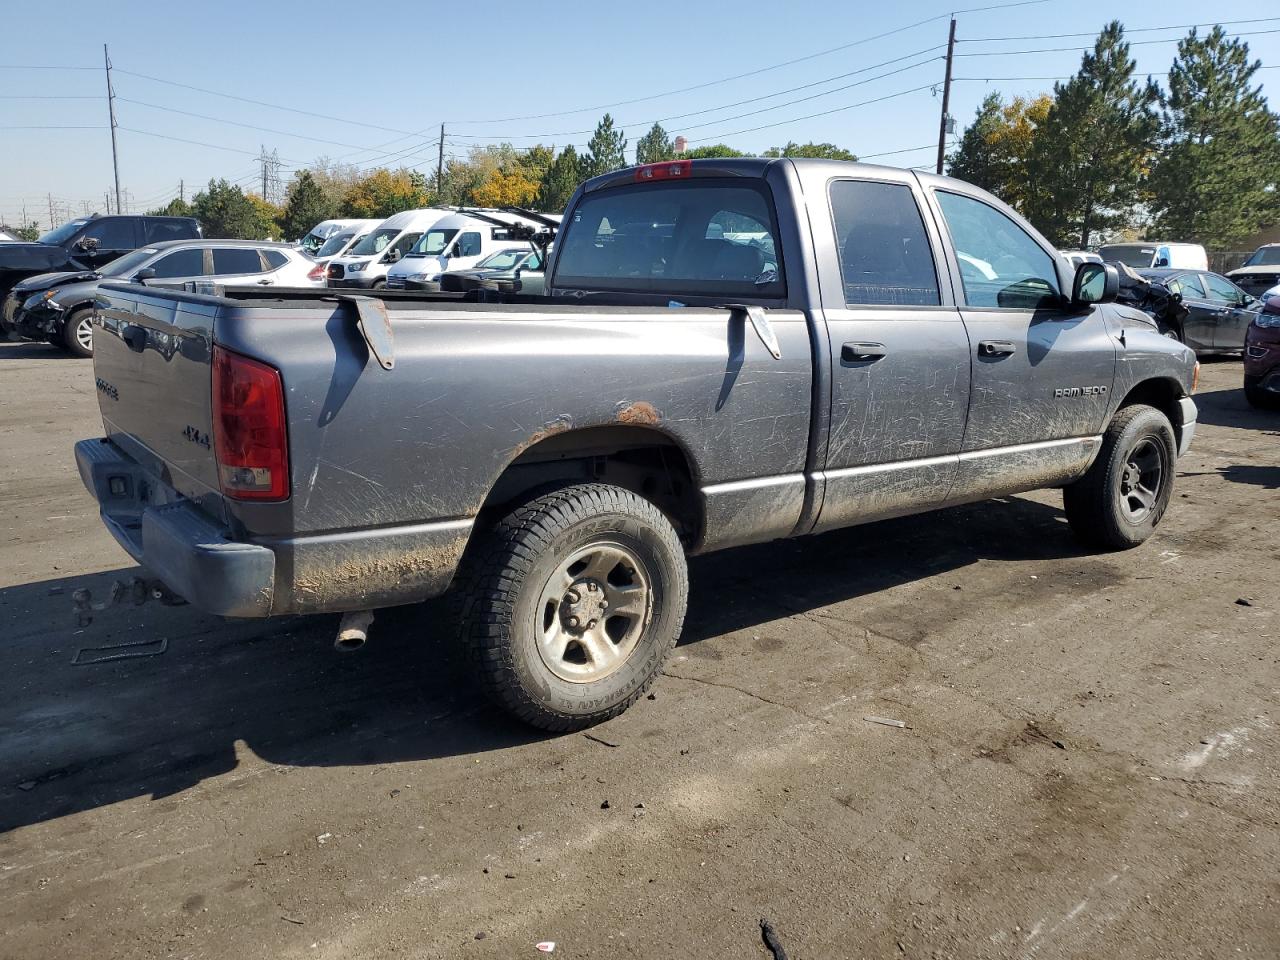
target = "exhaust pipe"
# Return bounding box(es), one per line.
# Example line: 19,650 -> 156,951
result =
335,610 -> 375,652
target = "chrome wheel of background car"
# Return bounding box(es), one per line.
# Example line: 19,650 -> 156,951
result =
536,542 -> 652,684
74,315 -> 93,352
1117,437 -> 1163,523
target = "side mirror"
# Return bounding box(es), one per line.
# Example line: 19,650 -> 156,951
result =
1071,261 -> 1118,307
134,268 -> 156,283
77,236 -> 101,252
382,249 -> 400,263
1155,257 -> 1169,267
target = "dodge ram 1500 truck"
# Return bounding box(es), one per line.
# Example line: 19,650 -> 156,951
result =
76,158 -> 1199,730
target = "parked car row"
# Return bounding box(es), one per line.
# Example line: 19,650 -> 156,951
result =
2,237 -> 314,356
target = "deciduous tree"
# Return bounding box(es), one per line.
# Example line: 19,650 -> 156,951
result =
948,93 -> 1052,214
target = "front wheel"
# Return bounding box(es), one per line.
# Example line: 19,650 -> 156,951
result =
61,308 -> 94,358
454,483 -> 688,731
1063,404 -> 1176,549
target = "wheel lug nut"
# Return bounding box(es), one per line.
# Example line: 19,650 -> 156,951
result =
567,616 -> 579,628
600,599 -> 608,609
566,590 -> 580,603
588,619 -> 597,629
587,582 -> 596,593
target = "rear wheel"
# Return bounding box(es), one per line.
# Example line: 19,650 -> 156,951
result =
454,483 -> 688,731
1063,404 -> 1176,549
61,308 -> 94,358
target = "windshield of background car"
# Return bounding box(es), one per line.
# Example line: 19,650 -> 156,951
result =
316,232 -> 355,257
349,228 -> 398,256
38,219 -> 90,245
413,229 -> 459,256
476,249 -> 526,270
1245,247 -> 1280,266
299,231 -> 328,254
99,247 -> 160,277
554,180 -> 785,297
1099,244 -> 1157,268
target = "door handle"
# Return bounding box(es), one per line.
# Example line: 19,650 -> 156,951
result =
978,339 -> 1017,358
841,341 -> 887,362
257,278 -> 274,285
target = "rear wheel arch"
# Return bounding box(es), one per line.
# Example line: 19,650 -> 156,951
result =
477,424 -> 704,546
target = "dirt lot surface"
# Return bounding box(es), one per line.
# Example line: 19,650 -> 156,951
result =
1,340 -> 1277,960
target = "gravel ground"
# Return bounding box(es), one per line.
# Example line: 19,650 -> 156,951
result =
0,340 -> 1276,960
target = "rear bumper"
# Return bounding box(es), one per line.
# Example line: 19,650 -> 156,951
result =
76,438 -> 472,618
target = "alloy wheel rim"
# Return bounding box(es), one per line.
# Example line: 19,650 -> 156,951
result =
1117,437 -> 1163,523
75,317 -> 93,351
535,541 -> 652,683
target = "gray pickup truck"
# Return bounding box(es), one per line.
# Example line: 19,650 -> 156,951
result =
76,158 -> 1199,730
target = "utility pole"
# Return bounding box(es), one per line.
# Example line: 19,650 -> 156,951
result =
47,193 -> 55,230
103,190 -> 112,215
437,124 -> 445,201
104,44 -> 122,214
179,179 -> 184,204
261,145 -> 269,200
935,18 -> 957,176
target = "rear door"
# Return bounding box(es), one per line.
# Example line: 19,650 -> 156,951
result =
927,186 -> 1115,500
145,246 -> 209,288
810,173 -> 971,533
212,247 -> 273,285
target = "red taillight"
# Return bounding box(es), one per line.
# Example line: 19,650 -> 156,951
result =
307,262 -> 326,281
212,346 -> 289,501
635,160 -> 692,182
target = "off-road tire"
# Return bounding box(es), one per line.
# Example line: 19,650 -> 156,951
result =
61,308 -> 94,358
1063,404 -> 1176,550
453,483 -> 688,731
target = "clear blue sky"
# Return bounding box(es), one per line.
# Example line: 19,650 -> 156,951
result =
1,0 -> 1277,227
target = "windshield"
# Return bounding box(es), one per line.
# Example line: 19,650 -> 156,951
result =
350,227 -> 398,256
476,249 -> 527,270
1245,247 -> 1280,266
38,219 -> 90,246
316,232 -> 356,258
555,181 -> 785,297
1099,244 -> 1156,268
99,247 -> 160,277
413,228 -> 459,256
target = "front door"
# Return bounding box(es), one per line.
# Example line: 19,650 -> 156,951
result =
928,188 -> 1116,502
77,217 -> 139,270
813,175 -> 971,533
1201,271 -> 1258,351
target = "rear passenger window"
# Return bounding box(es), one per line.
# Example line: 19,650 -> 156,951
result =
212,248 -> 266,275
144,219 -> 195,244
1166,274 -> 1204,299
830,180 -> 939,307
151,248 -> 205,279
262,250 -> 288,269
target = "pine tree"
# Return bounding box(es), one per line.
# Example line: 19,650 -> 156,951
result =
1024,22 -> 1159,247
636,123 -> 674,164
281,171 -> 334,242
536,145 -> 583,213
583,114 -> 628,179
948,93 -> 1008,195
1148,27 -> 1280,247
190,179 -> 264,239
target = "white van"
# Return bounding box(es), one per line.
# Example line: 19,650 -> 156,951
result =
384,210 -> 544,291
298,219 -> 368,256
299,218 -> 382,284
1098,242 -> 1208,271
326,208 -> 452,290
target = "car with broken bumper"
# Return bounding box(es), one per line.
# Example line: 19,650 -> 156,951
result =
76,158 -> 1199,730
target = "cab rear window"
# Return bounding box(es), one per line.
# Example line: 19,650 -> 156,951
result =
555,180 -> 784,298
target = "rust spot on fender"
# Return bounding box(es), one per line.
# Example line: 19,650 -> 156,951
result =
510,415 -> 573,459
615,400 -> 661,426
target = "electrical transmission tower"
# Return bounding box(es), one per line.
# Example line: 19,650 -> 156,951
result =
258,145 -> 283,205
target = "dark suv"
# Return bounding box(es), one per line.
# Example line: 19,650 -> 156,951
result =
0,214 -> 201,310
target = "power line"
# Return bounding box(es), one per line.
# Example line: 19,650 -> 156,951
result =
0,124 -> 105,130
688,82 -> 937,144
953,27 -> 1280,57
443,0 -> 1048,125
115,97 -> 386,151
0,94 -> 100,100
116,125 -> 304,163
962,15 -> 1280,43
953,64 -> 1279,82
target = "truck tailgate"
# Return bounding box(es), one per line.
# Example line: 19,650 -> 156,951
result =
93,285 -> 225,516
